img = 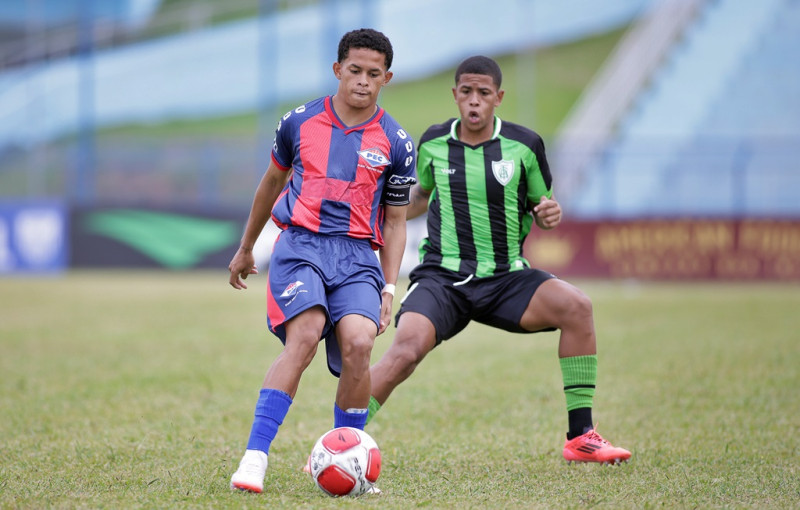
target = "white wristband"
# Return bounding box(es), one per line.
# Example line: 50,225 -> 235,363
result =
382,283 -> 396,297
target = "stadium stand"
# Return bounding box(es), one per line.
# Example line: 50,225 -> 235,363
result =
563,0 -> 799,217
0,0 -> 163,67
0,0 -> 658,208
551,0 -> 704,207
4,0 -> 797,217
0,0 -> 655,150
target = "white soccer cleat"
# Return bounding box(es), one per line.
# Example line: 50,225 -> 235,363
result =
230,449 -> 268,493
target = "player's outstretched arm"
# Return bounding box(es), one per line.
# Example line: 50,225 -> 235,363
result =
228,161 -> 291,289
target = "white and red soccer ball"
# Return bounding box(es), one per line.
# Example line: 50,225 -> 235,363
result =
309,427 -> 381,497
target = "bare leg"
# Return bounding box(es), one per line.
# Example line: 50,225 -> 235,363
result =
369,312 -> 437,405
519,279 -> 596,357
520,278 -> 602,440
334,313 -> 379,409
262,306 -> 326,398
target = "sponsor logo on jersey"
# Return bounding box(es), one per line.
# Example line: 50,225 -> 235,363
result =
491,159 -> 514,186
440,168 -> 456,175
280,280 -> 305,297
358,148 -> 390,168
387,175 -> 417,186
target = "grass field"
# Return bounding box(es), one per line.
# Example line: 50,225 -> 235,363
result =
1,272 -> 799,509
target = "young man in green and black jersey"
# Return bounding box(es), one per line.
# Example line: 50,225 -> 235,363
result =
367,55 -> 630,464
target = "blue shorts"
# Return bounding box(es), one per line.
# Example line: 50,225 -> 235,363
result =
266,227 -> 384,377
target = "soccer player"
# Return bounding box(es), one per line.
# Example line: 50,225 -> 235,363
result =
227,28 -> 416,493
367,55 -> 630,464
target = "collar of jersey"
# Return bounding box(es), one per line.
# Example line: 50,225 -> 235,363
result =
450,115 -> 502,142
324,95 -> 385,134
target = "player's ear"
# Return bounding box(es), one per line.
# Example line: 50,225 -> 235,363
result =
333,62 -> 342,80
383,71 -> 393,86
495,89 -> 505,106
452,87 -> 457,101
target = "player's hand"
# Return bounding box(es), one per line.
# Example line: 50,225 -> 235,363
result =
533,196 -> 562,230
228,248 -> 258,290
378,294 -> 393,335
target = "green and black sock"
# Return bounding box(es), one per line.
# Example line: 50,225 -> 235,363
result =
365,395 -> 381,425
559,354 -> 597,439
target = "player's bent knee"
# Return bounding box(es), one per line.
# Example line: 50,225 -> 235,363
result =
283,338 -> 319,368
340,334 -> 374,363
552,290 -> 594,332
391,334 -> 432,371
569,289 -> 593,320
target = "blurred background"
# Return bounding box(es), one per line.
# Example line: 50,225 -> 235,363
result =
1,0 -> 798,279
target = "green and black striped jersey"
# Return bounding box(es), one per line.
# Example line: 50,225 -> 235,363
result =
416,116 -> 553,277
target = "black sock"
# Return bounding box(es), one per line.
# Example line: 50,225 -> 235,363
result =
567,407 -> 593,440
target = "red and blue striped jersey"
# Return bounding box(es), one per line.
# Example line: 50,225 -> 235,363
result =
270,96 -> 416,248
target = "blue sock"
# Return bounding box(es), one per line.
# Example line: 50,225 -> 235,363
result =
246,388 -> 292,454
333,403 -> 368,430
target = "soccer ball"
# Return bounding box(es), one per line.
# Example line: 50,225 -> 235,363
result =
309,427 -> 381,497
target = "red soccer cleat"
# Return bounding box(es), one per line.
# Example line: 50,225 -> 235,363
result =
563,428 -> 631,465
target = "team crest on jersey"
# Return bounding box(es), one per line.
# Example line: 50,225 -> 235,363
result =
492,159 -> 515,186
358,148 -> 390,168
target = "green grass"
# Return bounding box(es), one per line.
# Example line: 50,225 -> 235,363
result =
1,272 -> 799,508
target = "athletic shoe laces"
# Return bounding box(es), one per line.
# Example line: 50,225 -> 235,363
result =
582,425 -> 609,446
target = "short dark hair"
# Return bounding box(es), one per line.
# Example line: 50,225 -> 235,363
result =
338,28 -> 393,70
454,55 -> 502,89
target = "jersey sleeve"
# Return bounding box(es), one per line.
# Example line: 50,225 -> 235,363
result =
526,135 -> 553,205
383,127 -> 417,206
416,140 -> 436,191
270,110 -> 295,171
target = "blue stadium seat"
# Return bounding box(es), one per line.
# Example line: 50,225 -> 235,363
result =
571,0 -> 799,218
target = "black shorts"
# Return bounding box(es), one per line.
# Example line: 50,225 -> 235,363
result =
395,263 -> 557,345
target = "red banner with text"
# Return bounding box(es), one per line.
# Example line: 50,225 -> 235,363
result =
523,219 -> 800,280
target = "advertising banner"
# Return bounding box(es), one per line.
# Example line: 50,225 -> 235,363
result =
70,206 -> 245,269
69,206 -> 426,273
0,201 -> 68,274
67,207 -> 800,280
525,219 -> 800,280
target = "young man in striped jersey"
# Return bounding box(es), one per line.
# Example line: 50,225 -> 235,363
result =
227,28 -> 416,493
367,55 -> 630,464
